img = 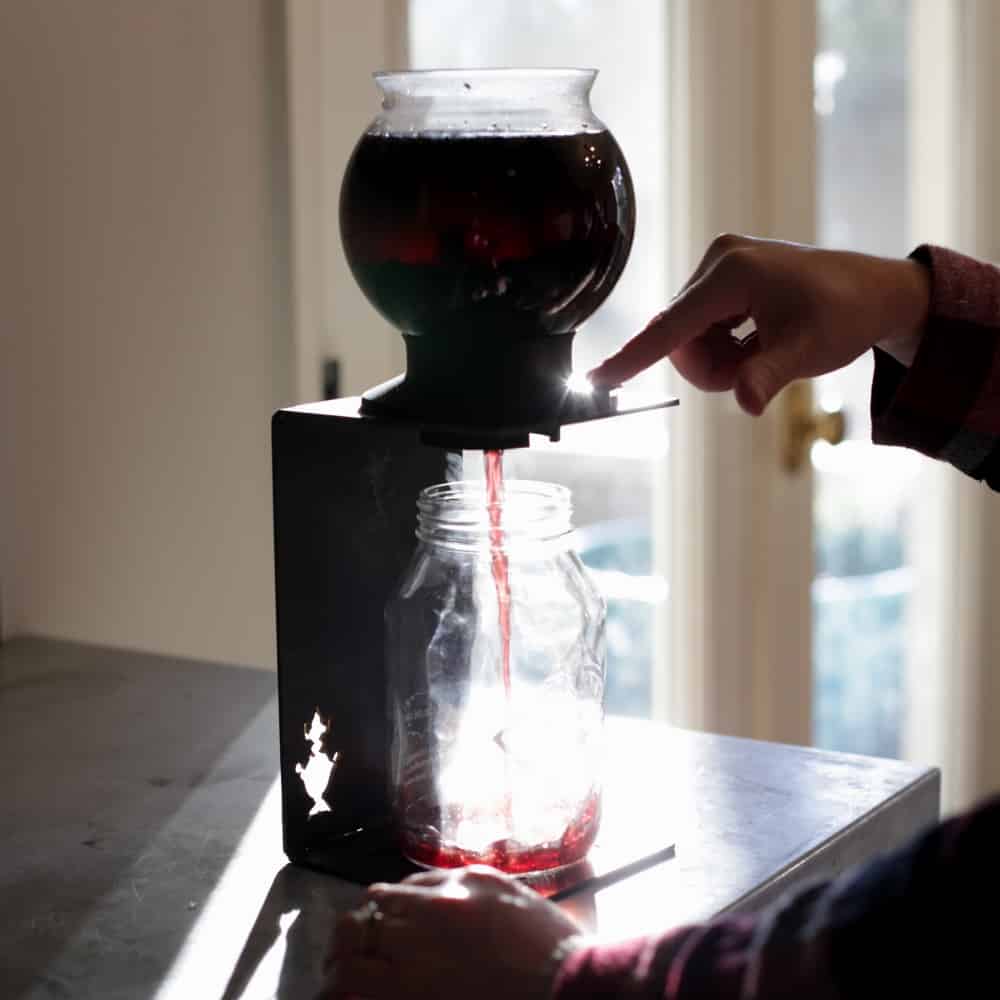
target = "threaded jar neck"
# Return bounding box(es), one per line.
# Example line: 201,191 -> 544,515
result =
416,480 -> 573,550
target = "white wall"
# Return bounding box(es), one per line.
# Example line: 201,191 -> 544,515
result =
0,0 -> 293,668
286,0 -> 407,401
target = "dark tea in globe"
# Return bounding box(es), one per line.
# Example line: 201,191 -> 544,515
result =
339,130 -> 634,341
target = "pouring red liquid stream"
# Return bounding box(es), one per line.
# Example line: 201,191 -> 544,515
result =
485,450 -> 512,696
486,449 -> 515,834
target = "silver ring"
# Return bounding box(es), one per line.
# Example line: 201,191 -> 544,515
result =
359,898 -> 384,958
730,316 -> 758,345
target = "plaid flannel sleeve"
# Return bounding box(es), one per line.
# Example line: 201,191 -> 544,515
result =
552,794 -> 1000,999
551,246 -> 1000,998
872,244 -> 1000,487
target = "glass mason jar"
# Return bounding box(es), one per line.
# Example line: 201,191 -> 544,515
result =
386,480 -> 606,876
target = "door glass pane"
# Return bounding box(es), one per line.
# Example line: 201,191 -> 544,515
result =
813,0 -> 921,756
408,0 -> 670,716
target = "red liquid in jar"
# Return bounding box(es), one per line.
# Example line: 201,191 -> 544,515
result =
403,790 -> 601,875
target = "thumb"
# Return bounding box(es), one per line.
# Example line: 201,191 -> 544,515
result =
733,335 -> 804,415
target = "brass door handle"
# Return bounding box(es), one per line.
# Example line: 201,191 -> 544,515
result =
782,381 -> 846,472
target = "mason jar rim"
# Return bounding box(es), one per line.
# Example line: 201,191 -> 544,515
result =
418,478 -> 570,509
374,67 -> 598,84
416,479 -> 573,547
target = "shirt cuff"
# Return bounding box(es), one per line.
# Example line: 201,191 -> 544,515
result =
871,244 -> 1000,474
551,921 -> 752,999
551,936 -> 649,999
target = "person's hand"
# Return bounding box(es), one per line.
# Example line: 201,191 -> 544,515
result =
588,234 -> 931,414
321,866 -> 586,1000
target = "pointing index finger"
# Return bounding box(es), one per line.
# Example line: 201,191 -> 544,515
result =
588,253 -> 754,387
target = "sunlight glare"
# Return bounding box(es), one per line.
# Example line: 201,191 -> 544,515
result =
565,371 -> 594,395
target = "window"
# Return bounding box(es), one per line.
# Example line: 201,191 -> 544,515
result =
812,0 -> 922,757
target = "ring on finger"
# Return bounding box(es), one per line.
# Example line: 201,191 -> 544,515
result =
730,317 -> 758,345
359,899 -> 385,958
